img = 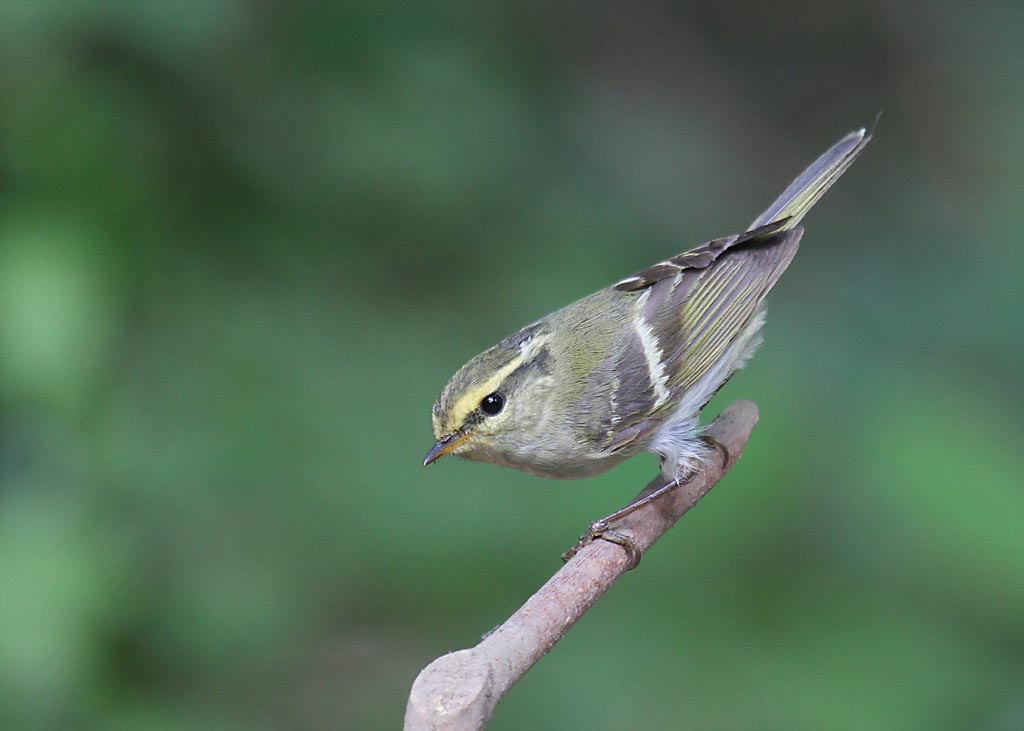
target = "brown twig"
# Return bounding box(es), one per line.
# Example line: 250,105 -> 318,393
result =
404,400 -> 759,731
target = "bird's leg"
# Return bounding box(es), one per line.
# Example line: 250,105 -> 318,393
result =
561,436 -> 731,567
561,476 -> 685,568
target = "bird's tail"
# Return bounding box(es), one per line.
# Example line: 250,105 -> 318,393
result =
748,128 -> 871,232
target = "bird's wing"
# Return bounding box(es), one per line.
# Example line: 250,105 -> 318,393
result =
601,227 -> 802,455
599,128 -> 869,455
661,228 -> 802,392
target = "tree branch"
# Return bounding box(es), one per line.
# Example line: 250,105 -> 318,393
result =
404,400 -> 759,731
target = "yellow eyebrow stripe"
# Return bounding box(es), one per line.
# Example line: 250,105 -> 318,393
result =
435,331 -> 552,436
445,354 -> 526,431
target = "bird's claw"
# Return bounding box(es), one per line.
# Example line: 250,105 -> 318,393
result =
562,519 -> 642,569
700,434 -> 730,468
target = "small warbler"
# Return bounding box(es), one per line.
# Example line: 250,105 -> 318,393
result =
425,130 -> 869,497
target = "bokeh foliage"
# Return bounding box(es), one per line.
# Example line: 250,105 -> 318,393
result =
1,2 -> 1021,730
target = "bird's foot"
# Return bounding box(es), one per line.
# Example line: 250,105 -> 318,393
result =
561,519 -> 642,568
700,434 -> 730,469
561,473 -> 698,568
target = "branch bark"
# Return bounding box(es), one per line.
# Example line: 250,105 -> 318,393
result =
404,400 -> 759,731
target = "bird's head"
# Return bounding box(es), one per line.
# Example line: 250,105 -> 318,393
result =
424,324 -> 554,468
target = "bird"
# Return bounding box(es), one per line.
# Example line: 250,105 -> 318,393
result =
424,129 -> 870,556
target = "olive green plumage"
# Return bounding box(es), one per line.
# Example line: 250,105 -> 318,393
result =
426,129 -> 870,480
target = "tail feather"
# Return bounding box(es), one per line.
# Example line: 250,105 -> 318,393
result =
748,129 -> 871,232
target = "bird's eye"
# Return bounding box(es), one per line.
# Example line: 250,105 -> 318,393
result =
480,392 -> 505,416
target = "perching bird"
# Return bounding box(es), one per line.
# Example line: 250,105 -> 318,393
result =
425,130 -> 870,497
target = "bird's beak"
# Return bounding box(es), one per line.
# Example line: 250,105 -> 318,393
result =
423,432 -> 471,466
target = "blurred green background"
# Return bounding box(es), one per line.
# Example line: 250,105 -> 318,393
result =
1,2 -> 1021,730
